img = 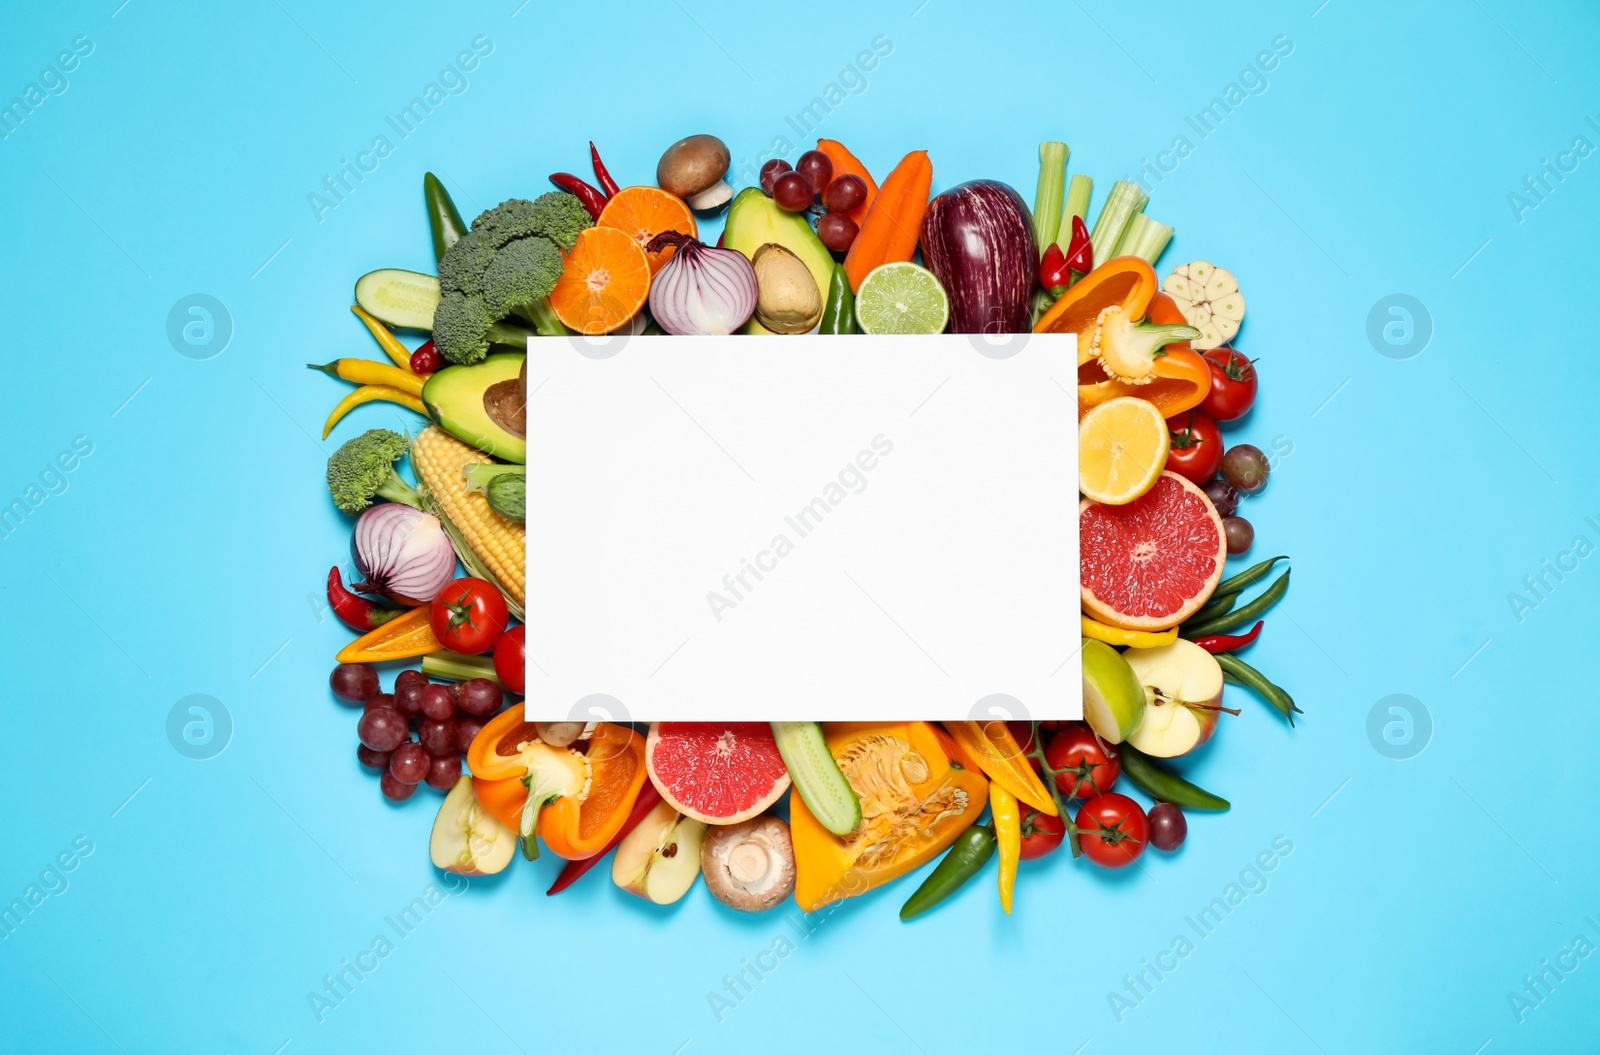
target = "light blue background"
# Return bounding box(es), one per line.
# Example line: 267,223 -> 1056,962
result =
2,1 -> 1596,1052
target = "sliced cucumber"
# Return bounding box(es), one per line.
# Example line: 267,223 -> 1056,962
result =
354,268 -> 441,330
771,721 -> 860,836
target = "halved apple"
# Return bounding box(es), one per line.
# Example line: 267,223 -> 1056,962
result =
429,775 -> 517,875
612,800 -> 707,905
1081,638 -> 1147,744
1124,640 -> 1225,757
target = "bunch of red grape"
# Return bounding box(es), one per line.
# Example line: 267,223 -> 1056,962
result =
759,150 -> 868,252
330,664 -> 502,802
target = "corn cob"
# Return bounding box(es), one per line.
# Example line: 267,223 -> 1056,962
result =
411,426 -> 525,618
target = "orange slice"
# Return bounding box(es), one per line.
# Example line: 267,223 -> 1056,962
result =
549,226 -> 650,335
597,186 -> 698,275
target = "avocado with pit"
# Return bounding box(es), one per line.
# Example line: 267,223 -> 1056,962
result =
421,352 -> 526,463
722,187 -> 834,335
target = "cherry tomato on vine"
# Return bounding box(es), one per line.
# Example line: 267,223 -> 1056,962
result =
493,625 -> 526,695
1165,410 -> 1224,485
1199,349 -> 1258,422
1043,723 -> 1120,799
429,578 -> 508,655
1075,793 -> 1148,869
1019,807 -> 1066,860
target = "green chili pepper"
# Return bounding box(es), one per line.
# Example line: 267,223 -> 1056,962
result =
1118,743 -> 1230,811
899,824 -> 995,921
1182,569 -> 1290,639
1189,591 -> 1238,625
424,172 -> 469,263
1217,654 -> 1301,723
819,264 -> 857,335
1209,555 -> 1287,601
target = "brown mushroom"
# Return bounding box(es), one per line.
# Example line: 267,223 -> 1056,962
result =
657,134 -> 733,213
535,721 -> 592,748
700,815 -> 796,912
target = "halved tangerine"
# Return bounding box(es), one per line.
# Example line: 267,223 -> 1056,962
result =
548,226 -> 650,335
598,185 -> 698,274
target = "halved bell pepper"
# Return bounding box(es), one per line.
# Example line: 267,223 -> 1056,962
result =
1034,255 -> 1157,336
943,721 -> 1058,817
792,722 -> 988,913
1075,289 -> 1211,418
466,703 -> 541,782
472,721 -> 647,861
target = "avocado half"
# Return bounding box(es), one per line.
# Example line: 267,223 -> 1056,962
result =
722,187 -> 835,336
421,352 -> 526,463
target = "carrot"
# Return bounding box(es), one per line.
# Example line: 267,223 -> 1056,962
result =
816,139 -> 878,226
842,149 -> 933,293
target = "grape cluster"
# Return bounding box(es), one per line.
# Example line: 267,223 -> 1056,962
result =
331,665 -> 502,802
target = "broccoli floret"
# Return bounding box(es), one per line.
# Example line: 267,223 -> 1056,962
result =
472,192 -> 593,251
326,429 -> 419,514
436,229 -> 498,296
483,236 -> 564,317
431,290 -> 495,365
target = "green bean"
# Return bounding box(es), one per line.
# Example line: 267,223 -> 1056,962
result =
1189,592 -> 1238,625
1217,654 -> 1300,724
1210,555 -> 1288,600
1118,743 -> 1230,810
1182,570 -> 1290,639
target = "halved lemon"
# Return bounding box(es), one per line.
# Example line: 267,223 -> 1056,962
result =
1078,396 -> 1169,504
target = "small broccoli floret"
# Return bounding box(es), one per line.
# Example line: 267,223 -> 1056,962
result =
436,229 -> 499,296
326,429 -> 419,514
483,237 -> 564,317
431,290 -> 495,365
472,192 -> 593,251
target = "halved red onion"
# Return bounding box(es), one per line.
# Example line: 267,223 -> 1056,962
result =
351,503 -> 456,605
646,230 -> 758,336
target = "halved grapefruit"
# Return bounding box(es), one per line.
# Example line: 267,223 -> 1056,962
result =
1080,471 -> 1226,630
645,722 -> 791,825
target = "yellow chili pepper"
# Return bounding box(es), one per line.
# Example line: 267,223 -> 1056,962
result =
990,783 -> 1020,915
309,358 -> 426,398
352,304 -> 414,370
1080,615 -> 1178,648
322,384 -> 427,438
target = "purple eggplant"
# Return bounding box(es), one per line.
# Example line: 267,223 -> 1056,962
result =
919,179 -> 1038,334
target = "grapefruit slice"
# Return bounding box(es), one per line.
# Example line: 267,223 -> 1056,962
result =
646,722 -> 791,825
1080,471 -> 1226,630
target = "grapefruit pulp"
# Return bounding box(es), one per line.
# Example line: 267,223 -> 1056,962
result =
645,722 -> 791,825
1080,471 -> 1226,630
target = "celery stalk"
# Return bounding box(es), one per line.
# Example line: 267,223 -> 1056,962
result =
1113,213 -> 1174,266
1058,174 -> 1093,245
422,650 -> 501,684
1031,142 -> 1069,258
1088,180 -> 1148,267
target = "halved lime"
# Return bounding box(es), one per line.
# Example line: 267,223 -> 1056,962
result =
855,262 -> 949,335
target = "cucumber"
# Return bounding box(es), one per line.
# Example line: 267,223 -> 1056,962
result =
771,722 -> 860,836
354,268 -> 441,330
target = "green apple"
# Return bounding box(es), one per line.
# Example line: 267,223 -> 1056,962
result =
612,800 -> 707,905
1081,638 -> 1146,743
429,775 -> 516,876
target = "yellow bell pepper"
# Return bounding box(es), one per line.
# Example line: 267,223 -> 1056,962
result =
1081,615 -> 1178,648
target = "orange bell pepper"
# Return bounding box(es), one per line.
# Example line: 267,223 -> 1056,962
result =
929,723 -> 983,774
335,605 -> 440,663
1034,255 -> 1157,336
792,721 -> 988,912
466,703 -> 540,782
815,138 -> 878,226
472,722 -> 647,861
943,721 -> 1058,817
842,150 -> 932,293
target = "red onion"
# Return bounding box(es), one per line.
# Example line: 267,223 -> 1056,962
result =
351,503 -> 456,606
645,231 -> 757,335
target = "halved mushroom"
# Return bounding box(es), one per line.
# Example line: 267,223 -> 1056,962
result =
700,815 -> 796,912
657,134 -> 733,213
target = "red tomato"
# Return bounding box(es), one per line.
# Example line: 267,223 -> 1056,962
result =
429,578 -> 508,655
1199,349 -> 1258,422
1075,793 -> 1148,869
1019,807 -> 1066,860
493,625 -> 526,695
1164,410 -> 1223,484
1043,723 -> 1120,799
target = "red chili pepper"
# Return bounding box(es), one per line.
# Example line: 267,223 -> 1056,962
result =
1064,213 -> 1093,274
327,567 -> 404,632
1039,243 -> 1070,290
589,141 -> 621,198
546,782 -> 662,895
409,339 -> 441,375
1193,621 -> 1263,654
549,173 -> 608,219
